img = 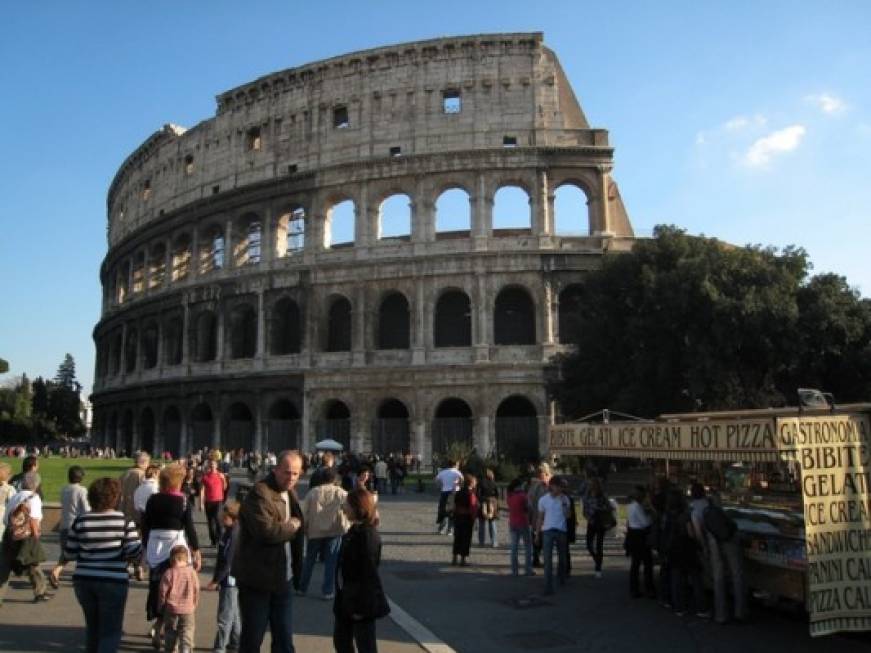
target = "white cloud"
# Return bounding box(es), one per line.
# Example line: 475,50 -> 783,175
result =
695,131 -> 707,145
743,125 -> 806,168
805,93 -> 847,115
723,114 -> 767,131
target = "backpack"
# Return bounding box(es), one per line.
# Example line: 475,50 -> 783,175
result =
9,496 -> 35,541
702,503 -> 737,542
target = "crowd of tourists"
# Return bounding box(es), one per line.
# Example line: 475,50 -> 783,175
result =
434,459 -> 747,624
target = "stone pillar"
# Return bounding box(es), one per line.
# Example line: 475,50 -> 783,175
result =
534,169 -> 552,238
352,286 -> 366,366
414,420 -> 426,464
261,205 -> 275,265
164,240 -> 173,285
412,279 -> 426,364
542,279 -> 555,345
256,290 -> 266,359
213,400 -> 223,449
597,168 -> 612,236
476,415 -> 491,457
474,272 -> 490,362
356,184 -> 371,250
253,400 -> 264,453
179,418 -> 189,459
181,299 -> 190,365
190,225 -> 200,278
225,218 -> 235,269
215,303 -> 225,363
301,392 -> 312,452
143,250 -> 151,293
472,173 -> 491,250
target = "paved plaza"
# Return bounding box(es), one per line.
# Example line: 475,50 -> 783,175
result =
1,477 -> 869,653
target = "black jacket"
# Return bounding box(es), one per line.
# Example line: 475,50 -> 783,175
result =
334,523 -> 389,621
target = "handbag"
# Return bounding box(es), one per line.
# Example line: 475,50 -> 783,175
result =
481,497 -> 498,520
596,507 -> 617,531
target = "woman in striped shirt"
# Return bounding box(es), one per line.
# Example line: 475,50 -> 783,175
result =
64,477 -> 142,653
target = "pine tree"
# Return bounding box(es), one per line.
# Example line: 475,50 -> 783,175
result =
55,353 -> 77,389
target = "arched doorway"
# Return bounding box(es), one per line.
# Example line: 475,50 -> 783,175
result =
120,410 -> 134,457
225,402 -> 254,452
431,398 -> 474,456
495,396 -> 539,464
434,290 -> 471,347
163,406 -> 182,458
140,407 -> 156,455
326,297 -> 352,352
377,293 -> 410,350
373,399 -> 410,456
266,399 -> 300,453
190,403 -> 214,452
317,400 -> 351,451
494,287 -> 536,345
270,298 -> 302,355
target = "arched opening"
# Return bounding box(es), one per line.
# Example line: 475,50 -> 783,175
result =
495,396 -> 539,463
494,287 -> 536,345
140,407 -> 156,455
493,185 -> 531,231
117,261 -> 130,303
200,224 -> 225,273
163,316 -> 183,365
326,199 -> 355,249
190,403 -> 214,452
554,183 -> 590,236
435,187 -> 471,236
142,322 -> 159,369
107,412 -> 119,451
270,297 -> 302,355
172,234 -> 192,281
373,399 -> 410,456
162,406 -> 182,459
432,398 -> 474,456
277,206 -> 306,256
124,328 -> 139,373
233,214 -> 262,267
229,304 -> 257,359
266,399 -> 300,452
378,194 -> 411,241
194,310 -> 218,362
132,252 -> 145,294
317,400 -> 351,451
377,292 -> 410,350
434,290 -> 471,347
120,410 -> 134,456
225,402 -> 254,452
325,296 -> 352,352
558,285 -> 585,345
149,242 -> 167,288
110,331 -> 122,376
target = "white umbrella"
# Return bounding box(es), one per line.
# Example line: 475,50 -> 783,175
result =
314,438 -> 345,451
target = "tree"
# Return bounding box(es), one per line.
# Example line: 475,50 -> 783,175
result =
0,358 -> 8,373
551,226 -> 816,418
31,376 -> 49,416
55,353 -> 78,390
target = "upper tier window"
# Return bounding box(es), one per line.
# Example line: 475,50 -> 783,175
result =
442,90 -> 461,114
246,127 -> 261,151
333,106 -> 349,129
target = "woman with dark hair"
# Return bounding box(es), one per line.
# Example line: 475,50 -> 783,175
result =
142,464 -> 201,647
476,468 -> 499,547
451,474 -> 478,566
581,477 -> 614,579
64,477 -> 142,652
334,488 -> 389,653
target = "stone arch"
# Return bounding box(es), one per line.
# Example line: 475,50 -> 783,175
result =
124,326 -> 139,372
316,399 -> 351,450
494,285 -> 536,345
325,295 -> 352,352
117,260 -> 131,303
434,186 -> 472,235
162,405 -> 183,458
190,403 -> 214,452
107,411 -> 119,451
120,409 -> 134,456
234,213 -> 262,266
270,296 -> 302,355
276,205 -> 306,256
224,401 -> 254,452
193,310 -> 218,362
141,320 -> 159,369
171,233 -> 192,281
325,198 -> 355,248
558,284 -> 585,345
149,241 -> 167,288
434,289 -> 471,347
132,251 -> 146,294
266,399 -> 301,452
373,398 -> 410,455
495,395 -> 539,463
554,182 -> 591,236
199,222 -> 225,273
228,303 -> 257,359
377,291 -> 410,350
377,193 -> 412,241
492,184 -> 532,231
432,397 -> 474,455
140,406 -> 156,455
163,315 -> 183,365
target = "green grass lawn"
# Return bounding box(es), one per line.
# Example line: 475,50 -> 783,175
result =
0,456 -> 133,503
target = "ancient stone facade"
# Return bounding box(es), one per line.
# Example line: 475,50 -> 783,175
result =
90,32 -> 635,462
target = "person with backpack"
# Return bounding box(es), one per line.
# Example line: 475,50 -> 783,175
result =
581,477 -> 614,578
0,472 -> 49,605
689,482 -> 747,624
663,489 -> 709,618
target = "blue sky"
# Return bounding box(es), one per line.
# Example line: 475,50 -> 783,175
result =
1,1 -> 869,395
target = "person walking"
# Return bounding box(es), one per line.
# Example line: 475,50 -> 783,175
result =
451,474 -> 478,566
373,458 -> 388,495
158,545 -> 200,653
49,465 -> 91,588
298,467 -> 349,600
535,476 -> 570,595
581,477 -> 614,578
63,477 -> 142,652
506,478 -> 534,576
0,472 -> 49,605
526,463 -> 551,567
207,501 -> 242,653
233,450 -> 304,653
476,468 -> 499,548
434,460 -> 462,535
626,485 -> 656,599
333,488 -> 390,653
200,459 -> 229,546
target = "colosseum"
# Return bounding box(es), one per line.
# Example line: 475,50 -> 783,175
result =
90,32 -> 635,464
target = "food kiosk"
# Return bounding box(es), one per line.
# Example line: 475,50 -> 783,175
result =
548,405 -> 871,637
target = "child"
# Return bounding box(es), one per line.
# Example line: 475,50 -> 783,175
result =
158,544 -> 200,653
207,501 -> 241,653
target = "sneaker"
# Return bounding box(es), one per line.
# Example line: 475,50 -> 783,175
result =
322,593 -> 335,601
33,594 -> 51,603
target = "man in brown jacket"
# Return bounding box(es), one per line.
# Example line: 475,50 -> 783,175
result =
233,450 -> 304,653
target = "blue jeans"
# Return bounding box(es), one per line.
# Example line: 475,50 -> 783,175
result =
213,585 -> 241,652
509,525 -> 533,575
299,536 -> 341,596
239,579 -> 295,653
73,578 -> 129,653
542,529 -> 567,593
477,518 -> 498,546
